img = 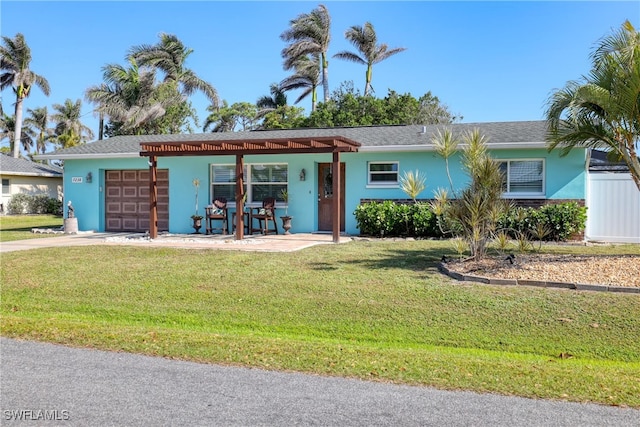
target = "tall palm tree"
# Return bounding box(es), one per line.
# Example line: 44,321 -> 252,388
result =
333,22 -> 406,96
129,33 -> 219,108
24,106 -> 53,154
546,20 -> 640,191
86,60 -> 180,134
0,33 -> 50,158
256,83 -> 288,119
279,53 -> 321,112
281,4 -> 331,103
50,99 -> 94,148
0,112 -> 35,155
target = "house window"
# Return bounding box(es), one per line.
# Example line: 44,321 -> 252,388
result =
1,179 -> 9,194
211,165 -> 238,201
250,164 -> 287,201
210,163 -> 288,203
498,159 -> 544,196
368,162 -> 399,186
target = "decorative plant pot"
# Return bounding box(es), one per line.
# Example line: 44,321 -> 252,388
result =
280,216 -> 292,235
192,218 -> 202,234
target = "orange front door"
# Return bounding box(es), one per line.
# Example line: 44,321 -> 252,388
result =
318,163 -> 345,231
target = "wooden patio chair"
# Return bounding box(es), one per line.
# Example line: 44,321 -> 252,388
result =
205,197 -> 228,235
250,197 -> 278,235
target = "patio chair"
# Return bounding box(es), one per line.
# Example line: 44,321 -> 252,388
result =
250,197 -> 278,235
205,197 -> 228,235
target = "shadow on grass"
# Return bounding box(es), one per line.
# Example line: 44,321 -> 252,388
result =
322,241 -> 452,278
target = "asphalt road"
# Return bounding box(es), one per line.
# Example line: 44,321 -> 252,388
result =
1,338 -> 638,426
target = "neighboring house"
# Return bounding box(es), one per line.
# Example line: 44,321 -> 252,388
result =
586,150 -> 640,243
0,154 -> 63,213
37,121 -> 588,238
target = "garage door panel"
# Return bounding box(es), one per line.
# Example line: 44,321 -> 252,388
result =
122,187 -> 137,197
106,187 -> 121,198
105,169 -> 169,232
122,171 -> 138,181
106,202 -> 122,214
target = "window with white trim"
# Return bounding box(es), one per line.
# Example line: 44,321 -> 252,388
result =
210,163 -> 288,203
2,179 -> 9,194
498,159 -> 544,196
368,162 -> 399,186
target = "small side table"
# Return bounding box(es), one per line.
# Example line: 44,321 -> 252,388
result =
231,211 -> 251,235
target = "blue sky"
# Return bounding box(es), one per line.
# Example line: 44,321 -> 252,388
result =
1,1 -> 638,149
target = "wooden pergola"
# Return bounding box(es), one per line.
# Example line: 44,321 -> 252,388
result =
140,135 -> 360,243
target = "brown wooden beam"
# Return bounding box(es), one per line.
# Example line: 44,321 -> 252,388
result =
332,151 -> 340,244
235,154 -> 245,240
149,156 -> 158,239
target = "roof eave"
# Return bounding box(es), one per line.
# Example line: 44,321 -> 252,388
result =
35,152 -> 140,160
0,171 -> 62,178
360,142 -> 550,152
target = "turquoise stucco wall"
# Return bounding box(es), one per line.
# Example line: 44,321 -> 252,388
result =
61,147 -> 586,235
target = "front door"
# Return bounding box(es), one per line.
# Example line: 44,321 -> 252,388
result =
318,163 -> 345,231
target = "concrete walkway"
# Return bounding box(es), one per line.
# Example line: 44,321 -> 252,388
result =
0,232 -> 352,253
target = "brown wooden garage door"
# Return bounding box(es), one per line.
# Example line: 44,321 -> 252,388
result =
105,170 -> 169,232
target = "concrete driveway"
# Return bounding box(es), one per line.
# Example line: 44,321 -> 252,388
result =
0,232 -> 351,253
1,338 -> 638,426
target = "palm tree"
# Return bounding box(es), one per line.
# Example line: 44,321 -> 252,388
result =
256,83 -> 288,119
281,4 -> 331,103
86,60 -> 180,135
24,106 -> 53,154
333,22 -> 406,96
203,100 -> 237,132
546,20 -> 640,191
0,112 -> 35,155
0,33 -> 50,158
279,53 -> 321,112
129,33 -> 219,108
51,99 -> 94,148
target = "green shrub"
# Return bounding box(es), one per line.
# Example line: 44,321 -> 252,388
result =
354,201 -> 441,238
6,194 -> 63,215
497,202 -> 587,241
411,203 -> 441,237
7,194 -> 30,214
537,202 -> 587,241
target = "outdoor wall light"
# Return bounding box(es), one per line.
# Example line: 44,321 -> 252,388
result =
299,168 -> 306,181
86,172 -> 92,183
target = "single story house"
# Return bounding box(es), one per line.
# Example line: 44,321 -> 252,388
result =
37,121 -> 589,240
0,154 -> 63,213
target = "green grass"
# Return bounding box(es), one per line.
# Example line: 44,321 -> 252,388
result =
1,239 -> 639,407
0,215 -> 63,242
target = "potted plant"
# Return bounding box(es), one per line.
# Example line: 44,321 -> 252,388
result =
279,188 -> 292,234
191,178 -> 203,233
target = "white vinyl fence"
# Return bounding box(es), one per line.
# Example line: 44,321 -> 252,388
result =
586,173 -> 640,243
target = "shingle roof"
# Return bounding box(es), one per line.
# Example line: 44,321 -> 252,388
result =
0,154 -> 63,176
37,121 -> 550,159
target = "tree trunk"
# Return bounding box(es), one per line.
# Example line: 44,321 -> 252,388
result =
12,96 -> 24,158
321,53 -> 329,103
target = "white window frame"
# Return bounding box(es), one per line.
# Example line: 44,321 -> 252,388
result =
210,163 -> 288,207
498,159 -> 545,198
1,178 -> 9,194
367,161 -> 399,188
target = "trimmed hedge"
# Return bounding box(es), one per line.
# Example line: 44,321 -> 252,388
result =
497,201 -> 587,241
354,200 -> 586,241
353,201 -> 440,238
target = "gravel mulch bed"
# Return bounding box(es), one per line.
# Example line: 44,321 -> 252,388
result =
445,254 -> 640,288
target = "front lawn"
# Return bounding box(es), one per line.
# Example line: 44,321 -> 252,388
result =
1,240 -> 639,407
0,215 -> 63,242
